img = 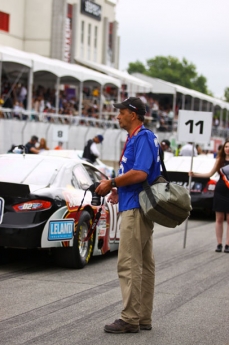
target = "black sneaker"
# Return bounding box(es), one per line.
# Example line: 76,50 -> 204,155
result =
104,319 -> 140,333
215,244 -> 222,252
224,245 -> 229,253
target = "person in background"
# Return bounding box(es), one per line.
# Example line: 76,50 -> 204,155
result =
160,139 -> 172,160
38,138 -> 49,152
54,141 -> 63,150
160,139 -> 171,152
214,144 -> 223,158
196,144 -> 202,155
25,135 -> 39,154
95,97 -> 160,334
189,140 -> 229,253
179,142 -> 197,156
82,134 -> 104,164
175,144 -> 181,156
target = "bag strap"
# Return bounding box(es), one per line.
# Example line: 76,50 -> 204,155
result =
139,127 -> 170,181
141,136 -> 171,208
83,198 -> 104,242
77,185 -> 104,242
159,147 -> 170,181
142,179 -> 157,207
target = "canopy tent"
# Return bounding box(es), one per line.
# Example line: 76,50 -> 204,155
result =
75,58 -> 153,95
132,72 -> 229,110
0,45 -> 122,116
0,46 -> 121,87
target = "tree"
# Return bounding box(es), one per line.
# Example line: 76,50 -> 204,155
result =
127,56 -> 212,96
224,87 -> 229,102
128,60 -> 146,74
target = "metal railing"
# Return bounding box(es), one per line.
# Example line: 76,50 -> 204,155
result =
1,107 -> 228,138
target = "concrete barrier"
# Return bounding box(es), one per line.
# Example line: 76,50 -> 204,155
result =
0,119 -> 125,163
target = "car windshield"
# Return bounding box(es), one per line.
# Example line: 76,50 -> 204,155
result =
0,156 -> 65,185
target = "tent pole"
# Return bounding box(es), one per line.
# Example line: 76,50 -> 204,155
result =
27,63 -> 33,111
99,84 -> 103,120
55,76 -> 60,114
78,81 -> 83,117
182,94 -> 185,109
117,87 -> 120,103
191,96 -> 194,110
220,108 -> 223,127
172,91 -> 177,133
172,91 -> 177,116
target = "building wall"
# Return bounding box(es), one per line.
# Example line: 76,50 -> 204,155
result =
0,0 -> 25,49
0,0 -> 119,67
23,0 -> 53,57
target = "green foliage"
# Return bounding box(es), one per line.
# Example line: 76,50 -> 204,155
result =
224,87 -> 229,102
127,56 -> 212,96
128,60 -> 146,74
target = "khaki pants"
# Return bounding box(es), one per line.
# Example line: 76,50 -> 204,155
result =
118,208 -> 155,326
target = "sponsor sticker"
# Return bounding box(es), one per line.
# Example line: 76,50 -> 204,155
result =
0,197 -> 4,224
172,181 -> 202,192
48,219 -> 74,241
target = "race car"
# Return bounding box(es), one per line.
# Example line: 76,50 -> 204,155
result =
164,155 -> 219,213
0,154 -> 120,269
39,149 -> 116,178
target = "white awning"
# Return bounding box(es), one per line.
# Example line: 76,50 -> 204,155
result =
133,73 -> 229,110
75,58 -> 153,94
0,46 -> 32,68
0,45 -> 121,87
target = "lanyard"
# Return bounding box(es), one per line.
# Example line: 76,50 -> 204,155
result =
119,125 -> 142,164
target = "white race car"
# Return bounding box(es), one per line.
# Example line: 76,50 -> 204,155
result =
39,149 -> 116,178
0,154 -> 120,269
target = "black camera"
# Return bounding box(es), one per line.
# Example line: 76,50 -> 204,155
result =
88,182 -> 101,206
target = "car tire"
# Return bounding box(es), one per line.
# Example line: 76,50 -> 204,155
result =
53,211 -> 94,269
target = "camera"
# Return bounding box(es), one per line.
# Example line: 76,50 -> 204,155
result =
88,182 -> 101,206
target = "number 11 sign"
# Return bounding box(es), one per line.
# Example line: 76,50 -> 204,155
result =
177,110 -> 213,144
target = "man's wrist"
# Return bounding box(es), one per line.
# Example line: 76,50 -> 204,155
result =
110,178 -> 117,188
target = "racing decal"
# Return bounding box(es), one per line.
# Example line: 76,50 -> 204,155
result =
0,197 -> 4,224
48,219 -> 75,241
63,190 -> 83,212
119,163 -> 124,175
172,181 -> 202,192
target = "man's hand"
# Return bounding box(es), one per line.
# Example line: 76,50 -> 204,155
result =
107,189 -> 119,204
95,179 -> 112,196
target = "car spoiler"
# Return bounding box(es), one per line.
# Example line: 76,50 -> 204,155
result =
166,171 -> 210,184
0,182 -> 30,197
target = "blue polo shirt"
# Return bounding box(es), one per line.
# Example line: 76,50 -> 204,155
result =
118,127 -> 160,211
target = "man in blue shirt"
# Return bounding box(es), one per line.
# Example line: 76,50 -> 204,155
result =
95,97 -> 160,334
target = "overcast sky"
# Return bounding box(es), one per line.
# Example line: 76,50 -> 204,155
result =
115,0 -> 229,99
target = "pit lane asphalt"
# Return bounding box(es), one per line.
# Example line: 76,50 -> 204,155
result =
0,212 -> 228,345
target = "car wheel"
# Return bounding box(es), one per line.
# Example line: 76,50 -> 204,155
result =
53,211 -> 94,269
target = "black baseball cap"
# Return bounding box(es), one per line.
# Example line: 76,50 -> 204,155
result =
113,97 -> 146,115
161,139 -> 170,147
31,135 -> 38,142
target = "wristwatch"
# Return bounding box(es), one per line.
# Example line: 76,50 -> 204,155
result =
110,178 -> 117,188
